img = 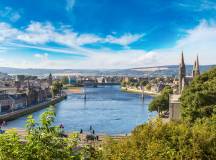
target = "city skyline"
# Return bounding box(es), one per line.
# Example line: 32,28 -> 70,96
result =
0,0 -> 216,69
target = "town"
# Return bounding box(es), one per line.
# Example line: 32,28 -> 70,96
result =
0,51 -> 200,124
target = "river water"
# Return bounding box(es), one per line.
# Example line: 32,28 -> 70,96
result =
6,85 -> 156,134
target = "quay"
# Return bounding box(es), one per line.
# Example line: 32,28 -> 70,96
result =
0,95 -> 67,122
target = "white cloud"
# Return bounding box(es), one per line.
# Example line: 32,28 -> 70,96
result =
34,53 -> 48,60
105,33 -> 144,46
0,22 -> 19,42
0,7 -> 21,22
3,21 -> 143,47
175,0 -> 216,12
17,22 -> 55,44
66,0 -> 76,11
1,20 -> 216,69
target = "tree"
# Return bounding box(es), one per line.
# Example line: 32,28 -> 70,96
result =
101,116 -> 216,160
121,81 -> 127,87
148,86 -> 173,114
145,83 -> 151,90
0,107 -> 82,159
61,76 -> 69,85
181,67 -> 216,122
140,80 -> 148,87
51,81 -> 63,97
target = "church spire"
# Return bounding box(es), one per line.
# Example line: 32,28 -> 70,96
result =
192,54 -> 200,78
48,73 -> 53,86
180,51 -> 185,67
179,51 -> 186,93
196,54 -> 200,75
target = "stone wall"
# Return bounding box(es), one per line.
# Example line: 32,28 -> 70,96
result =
169,94 -> 181,121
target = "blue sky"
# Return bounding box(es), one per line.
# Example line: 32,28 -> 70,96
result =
0,0 -> 216,69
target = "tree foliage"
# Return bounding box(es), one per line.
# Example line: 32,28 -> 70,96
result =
51,81 -> 63,97
61,76 -> 69,85
148,86 -> 173,113
101,116 -> 216,160
181,67 -> 216,122
0,107 -> 86,160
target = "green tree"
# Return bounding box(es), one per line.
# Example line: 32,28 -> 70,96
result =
101,116 -> 216,160
181,67 -> 216,122
51,81 -> 63,97
121,81 -> 127,87
0,107 -> 82,159
148,86 -> 173,114
61,76 -> 69,85
145,83 -> 151,90
140,80 -> 148,87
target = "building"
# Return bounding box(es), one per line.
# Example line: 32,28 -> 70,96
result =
169,52 -> 200,121
0,90 -> 12,113
48,73 -> 53,86
192,55 -> 200,78
9,93 -> 27,110
179,51 -> 186,94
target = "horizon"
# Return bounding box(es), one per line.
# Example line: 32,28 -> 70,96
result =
0,0 -> 216,69
0,64 -> 215,71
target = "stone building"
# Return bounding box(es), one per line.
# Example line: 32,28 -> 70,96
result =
48,73 -> 53,86
179,52 -> 186,94
9,93 -> 27,110
169,52 -> 200,121
0,90 -> 12,112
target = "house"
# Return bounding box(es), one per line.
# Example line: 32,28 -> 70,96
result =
9,93 -> 27,110
0,90 -> 12,113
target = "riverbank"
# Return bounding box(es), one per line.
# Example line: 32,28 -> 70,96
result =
121,87 -> 159,96
63,85 -> 82,94
0,95 -> 67,122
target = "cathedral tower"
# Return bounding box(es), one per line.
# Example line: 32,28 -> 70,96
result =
179,51 -> 186,93
48,73 -> 53,86
192,55 -> 200,78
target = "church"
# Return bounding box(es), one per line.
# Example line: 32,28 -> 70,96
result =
169,51 -> 200,121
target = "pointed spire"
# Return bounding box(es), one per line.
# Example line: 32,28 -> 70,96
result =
48,73 -> 53,86
193,60 -> 196,70
27,79 -> 30,88
196,54 -> 200,75
180,51 -> 185,66
179,51 -> 186,94
192,60 -> 196,77
192,54 -> 200,78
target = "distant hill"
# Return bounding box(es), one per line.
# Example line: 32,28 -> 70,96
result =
0,65 -> 215,77
130,65 -> 215,77
0,71 -> 10,79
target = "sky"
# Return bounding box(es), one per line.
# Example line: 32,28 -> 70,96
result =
0,0 -> 216,69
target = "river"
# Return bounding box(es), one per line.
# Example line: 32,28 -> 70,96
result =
6,85 -> 156,135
